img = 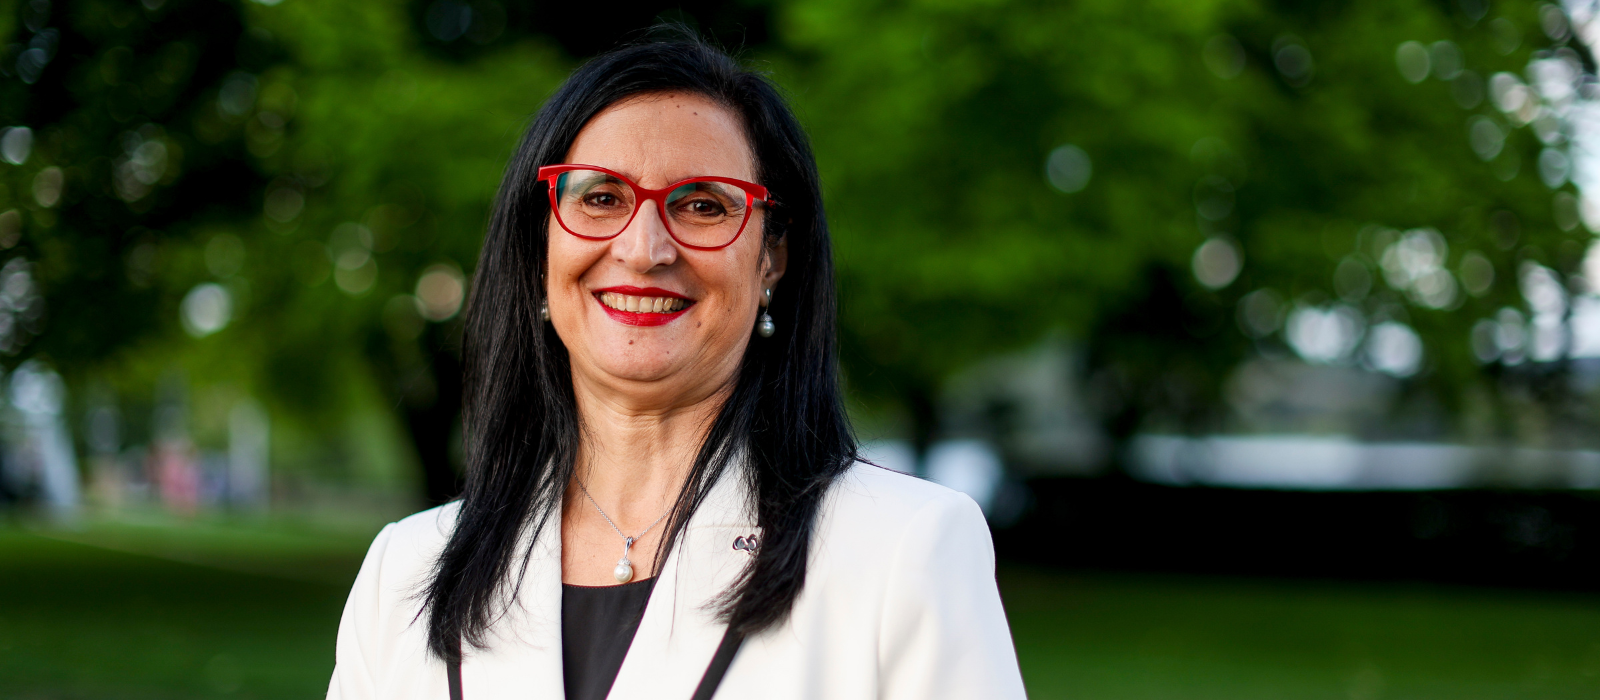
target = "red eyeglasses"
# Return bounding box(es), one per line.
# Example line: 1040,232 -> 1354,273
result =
537,164 -> 771,251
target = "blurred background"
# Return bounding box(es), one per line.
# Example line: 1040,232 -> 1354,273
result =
4,0 -> 1600,697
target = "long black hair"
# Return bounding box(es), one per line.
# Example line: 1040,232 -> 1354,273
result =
423,35 -> 857,661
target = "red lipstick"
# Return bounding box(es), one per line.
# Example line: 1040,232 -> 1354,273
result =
593,286 -> 694,327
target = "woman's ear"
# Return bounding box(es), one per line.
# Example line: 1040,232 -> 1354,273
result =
762,234 -> 788,290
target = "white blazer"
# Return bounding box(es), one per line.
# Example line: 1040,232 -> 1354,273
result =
327,461 -> 1028,699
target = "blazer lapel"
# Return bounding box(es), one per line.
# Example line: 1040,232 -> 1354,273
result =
607,469 -> 761,699
460,509 -> 567,699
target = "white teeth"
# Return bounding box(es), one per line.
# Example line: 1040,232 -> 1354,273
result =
599,293 -> 687,313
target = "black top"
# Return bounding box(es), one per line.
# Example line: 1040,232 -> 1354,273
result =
561,576 -> 657,700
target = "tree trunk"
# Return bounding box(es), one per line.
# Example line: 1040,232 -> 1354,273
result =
905,381 -> 938,477
408,345 -> 463,506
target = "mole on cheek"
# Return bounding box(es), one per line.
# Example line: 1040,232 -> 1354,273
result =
628,340 -> 634,345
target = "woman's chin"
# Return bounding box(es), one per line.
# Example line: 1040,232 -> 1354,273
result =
585,343 -> 695,385
597,361 -> 680,384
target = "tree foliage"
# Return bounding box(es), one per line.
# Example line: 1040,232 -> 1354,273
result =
1,0 -> 1591,499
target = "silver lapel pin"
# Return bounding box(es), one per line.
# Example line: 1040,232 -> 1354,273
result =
732,534 -> 760,554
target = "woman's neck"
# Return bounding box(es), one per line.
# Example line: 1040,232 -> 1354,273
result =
568,376 -> 731,528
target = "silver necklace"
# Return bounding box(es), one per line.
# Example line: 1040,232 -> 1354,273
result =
576,479 -> 672,583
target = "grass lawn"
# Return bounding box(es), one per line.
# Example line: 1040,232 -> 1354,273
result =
1001,567 -> 1600,699
0,516 -> 376,699
3,517 -> 1599,698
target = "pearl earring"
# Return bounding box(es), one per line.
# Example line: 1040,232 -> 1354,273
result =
540,299 -> 550,322
756,288 -> 775,337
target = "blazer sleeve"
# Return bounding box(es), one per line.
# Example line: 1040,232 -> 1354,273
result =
876,492 -> 1029,700
327,522 -> 396,700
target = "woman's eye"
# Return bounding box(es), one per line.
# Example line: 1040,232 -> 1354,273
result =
683,199 -> 726,216
584,193 -> 620,207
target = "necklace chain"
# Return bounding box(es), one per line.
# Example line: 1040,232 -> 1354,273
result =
576,479 -> 672,544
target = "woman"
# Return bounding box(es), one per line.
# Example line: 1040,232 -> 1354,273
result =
328,37 -> 1026,700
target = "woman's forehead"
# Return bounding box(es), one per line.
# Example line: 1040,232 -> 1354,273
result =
564,91 -> 757,186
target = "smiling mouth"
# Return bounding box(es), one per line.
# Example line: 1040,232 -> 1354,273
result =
597,292 -> 691,314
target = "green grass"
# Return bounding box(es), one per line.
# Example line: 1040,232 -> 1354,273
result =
0,517 -> 376,699
4,518 -> 1600,698
1002,567 -> 1600,699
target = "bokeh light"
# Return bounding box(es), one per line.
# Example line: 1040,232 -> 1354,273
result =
0,210 -> 20,249
1489,17 -> 1521,55
1569,294 -> 1600,358
1236,288 -> 1283,338
32,166 -> 61,208
1458,251 -> 1495,297
0,257 -> 43,354
1192,236 -> 1241,290
1395,41 -> 1430,84
330,222 -> 377,296
180,283 -> 232,338
1429,41 -> 1463,80
0,126 -> 32,164
1045,144 -> 1091,193
113,126 -> 169,202
1365,321 -> 1423,377
1538,148 -> 1570,187
1272,35 -> 1313,87
1468,115 -> 1506,160
1286,303 -> 1364,364
218,71 -> 258,117
1519,261 -> 1568,361
1553,191 -> 1581,231
1380,228 -> 1459,309
414,263 -> 466,321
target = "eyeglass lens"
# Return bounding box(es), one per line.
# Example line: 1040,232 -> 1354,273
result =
553,169 -> 753,248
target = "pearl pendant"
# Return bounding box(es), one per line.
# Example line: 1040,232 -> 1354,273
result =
756,312 -> 775,338
613,558 -> 634,583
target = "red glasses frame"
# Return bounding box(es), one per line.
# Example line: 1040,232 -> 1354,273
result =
537,164 -> 771,251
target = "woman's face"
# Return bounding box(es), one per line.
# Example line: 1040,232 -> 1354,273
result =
547,91 -> 784,408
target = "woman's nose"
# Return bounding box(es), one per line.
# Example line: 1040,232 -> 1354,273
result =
610,201 -> 678,272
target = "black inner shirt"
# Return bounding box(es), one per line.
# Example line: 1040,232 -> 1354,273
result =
561,576 -> 657,700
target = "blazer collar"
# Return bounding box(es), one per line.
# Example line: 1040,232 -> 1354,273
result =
609,464 -> 760,699
460,462 -> 759,699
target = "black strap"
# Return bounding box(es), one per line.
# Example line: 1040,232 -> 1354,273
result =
445,626 -> 743,700
448,635 -> 463,700
689,627 -> 745,700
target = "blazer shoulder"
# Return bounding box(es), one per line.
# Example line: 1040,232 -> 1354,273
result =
367,501 -> 462,585
389,500 -> 462,545
823,460 -> 985,536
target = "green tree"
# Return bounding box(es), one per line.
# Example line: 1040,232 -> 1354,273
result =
4,0 -> 1591,504
773,0 -> 1588,458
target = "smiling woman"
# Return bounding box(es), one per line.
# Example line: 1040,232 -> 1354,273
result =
326,35 -> 1025,700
